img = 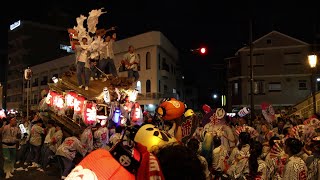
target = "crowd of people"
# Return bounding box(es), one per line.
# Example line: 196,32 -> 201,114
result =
1,106 -> 320,180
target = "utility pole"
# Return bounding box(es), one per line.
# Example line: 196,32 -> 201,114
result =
249,19 -> 254,126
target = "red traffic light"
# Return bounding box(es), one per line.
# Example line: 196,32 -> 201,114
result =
200,47 -> 206,54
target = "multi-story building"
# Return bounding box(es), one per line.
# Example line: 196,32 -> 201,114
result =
226,31 -> 316,111
7,20 -> 71,110
114,31 -> 183,112
14,31 -> 183,113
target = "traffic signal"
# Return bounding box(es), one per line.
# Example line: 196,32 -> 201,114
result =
200,47 -> 206,54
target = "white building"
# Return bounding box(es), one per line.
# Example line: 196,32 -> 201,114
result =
113,31 -> 182,112
19,31 -> 181,112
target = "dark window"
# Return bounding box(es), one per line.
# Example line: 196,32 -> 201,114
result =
267,39 -> 272,44
158,53 -> 161,70
158,80 -> 161,92
164,85 -> 168,93
146,80 -> 151,93
299,80 -> 307,90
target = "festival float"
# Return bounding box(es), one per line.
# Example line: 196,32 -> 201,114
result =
38,8 -> 142,136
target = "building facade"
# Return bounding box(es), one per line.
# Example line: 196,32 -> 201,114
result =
113,31 -> 182,112
6,20 -> 71,111
8,31 -> 183,113
226,31 -> 315,111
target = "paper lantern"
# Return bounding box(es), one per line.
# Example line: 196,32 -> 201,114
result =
130,102 -> 143,126
74,95 -> 85,113
53,94 -> 65,109
67,149 -> 135,180
134,124 -> 177,152
45,90 -> 57,106
202,104 -> 212,114
103,87 -> 111,104
83,101 -> 97,125
24,68 -> 32,80
238,107 -> 250,117
155,98 -> 185,121
65,91 -> 78,108
113,107 -> 121,125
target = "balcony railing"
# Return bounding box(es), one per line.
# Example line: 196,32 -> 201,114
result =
137,92 -> 179,100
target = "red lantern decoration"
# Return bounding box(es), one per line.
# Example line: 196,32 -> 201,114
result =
53,94 -> 64,109
130,102 -> 143,125
202,104 -> 212,114
155,98 -> 186,121
46,90 -> 57,106
65,91 -> 78,108
83,101 -> 97,125
74,95 -> 85,113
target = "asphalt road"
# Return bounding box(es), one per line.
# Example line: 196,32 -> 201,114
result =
0,162 -> 61,180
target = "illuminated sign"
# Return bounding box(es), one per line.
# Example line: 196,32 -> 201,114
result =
10,20 -> 21,30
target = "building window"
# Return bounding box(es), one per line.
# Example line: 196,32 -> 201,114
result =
249,54 -> 264,66
164,85 -> 168,93
159,80 -> 161,92
284,52 -> 301,65
32,78 -> 39,87
162,58 -> 169,71
146,80 -> 151,93
137,54 -> 141,71
268,82 -> 281,92
41,76 -> 48,85
266,39 -> 272,44
158,53 -> 161,70
298,80 -> 307,90
173,88 -> 176,93
233,82 -> 239,95
146,52 -> 151,70
136,81 -> 141,93
251,80 -> 265,94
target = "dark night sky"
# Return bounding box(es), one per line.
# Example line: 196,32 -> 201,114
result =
2,0 -> 320,104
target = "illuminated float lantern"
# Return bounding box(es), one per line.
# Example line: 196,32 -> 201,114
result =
155,98 -> 186,121
0,109 -> 6,119
83,101 -> 97,125
134,124 -> 177,152
65,91 -> 78,108
130,102 -> 143,126
24,67 -> 32,80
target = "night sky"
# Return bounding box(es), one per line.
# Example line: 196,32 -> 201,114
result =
2,0 -> 320,105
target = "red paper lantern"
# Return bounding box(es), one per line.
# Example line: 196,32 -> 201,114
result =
155,98 -> 186,121
83,101 -> 97,125
130,102 -> 143,125
46,90 -> 57,106
74,95 -> 85,113
53,94 -> 64,109
65,91 -> 78,108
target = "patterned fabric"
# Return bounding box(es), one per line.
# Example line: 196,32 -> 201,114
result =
56,137 -> 87,160
80,127 -> 94,153
306,155 -> 320,180
29,124 -> 45,146
212,145 -> 228,172
93,127 -> 109,149
44,127 -> 56,144
49,130 -> 63,153
1,125 -> 20,144
283,156 -> 307,180
227,145 -> 250,178
198,155 -> 212,180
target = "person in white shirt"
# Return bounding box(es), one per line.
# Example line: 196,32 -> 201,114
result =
40,120 -> 56,166
71,36 -> 91,90
122,45 -> 140,82
56,135 -> 87,179
0,118 -> 20,179
93,122 -> 109,149
26,119 -> 45,168
99,32 -> 118,81
38,125 -> 64,172
16,116 -> 30,165
80,126 -> 94,153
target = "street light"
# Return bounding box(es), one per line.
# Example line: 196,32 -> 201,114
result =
308,54 -> 318,115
